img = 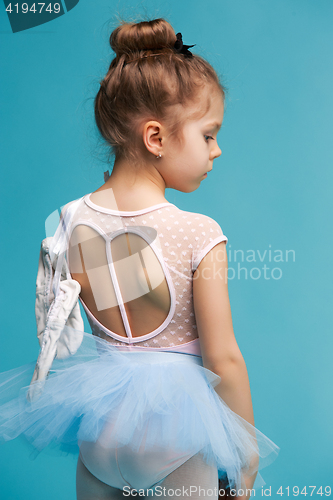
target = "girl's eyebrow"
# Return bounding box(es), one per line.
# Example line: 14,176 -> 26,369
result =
204,121 -> 222,131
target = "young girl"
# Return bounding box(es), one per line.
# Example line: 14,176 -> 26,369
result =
0,18 -> 279,500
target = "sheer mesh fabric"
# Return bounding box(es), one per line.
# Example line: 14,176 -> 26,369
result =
158,453 -> 219,500
66,194 -> 228,350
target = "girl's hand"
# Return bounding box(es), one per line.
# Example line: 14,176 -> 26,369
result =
219,470 -> 258,500
236,471 -> 258,500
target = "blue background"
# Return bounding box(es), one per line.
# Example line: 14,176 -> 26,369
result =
1,0 -> 332,497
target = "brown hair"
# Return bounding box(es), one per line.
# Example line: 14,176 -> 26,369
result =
94,18 -> 227,162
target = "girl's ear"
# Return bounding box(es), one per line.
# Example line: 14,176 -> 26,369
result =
142,121 -> 164,157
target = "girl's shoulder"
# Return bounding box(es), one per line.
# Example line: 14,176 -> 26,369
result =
171,204 -> 226,235
59,195 -> 87,220
168,205 -> 228,272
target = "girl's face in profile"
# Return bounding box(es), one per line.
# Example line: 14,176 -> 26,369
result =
161,90 -> 224,193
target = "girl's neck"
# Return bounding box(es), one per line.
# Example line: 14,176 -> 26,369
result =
90,157 -> 169,212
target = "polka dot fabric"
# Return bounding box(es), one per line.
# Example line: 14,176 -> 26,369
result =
67,194 -> 228,350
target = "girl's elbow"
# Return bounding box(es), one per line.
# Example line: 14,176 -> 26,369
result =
204,350 -> 246,377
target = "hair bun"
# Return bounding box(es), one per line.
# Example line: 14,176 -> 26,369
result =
110,19 -> 176,57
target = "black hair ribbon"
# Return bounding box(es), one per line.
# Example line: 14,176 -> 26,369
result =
174,32 -> 195,58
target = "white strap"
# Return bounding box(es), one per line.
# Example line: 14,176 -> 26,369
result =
49,197 -> 83,298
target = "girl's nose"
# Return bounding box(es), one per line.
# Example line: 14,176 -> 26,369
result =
211,142 -> 222,160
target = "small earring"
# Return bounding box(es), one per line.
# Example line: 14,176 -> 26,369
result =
156,152 -> 162,159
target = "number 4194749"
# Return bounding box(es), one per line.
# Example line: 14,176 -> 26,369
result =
6,3 -> 61,14
276,486 -> 331,496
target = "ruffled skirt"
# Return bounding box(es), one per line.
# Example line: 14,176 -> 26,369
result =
0,328 -> 279,492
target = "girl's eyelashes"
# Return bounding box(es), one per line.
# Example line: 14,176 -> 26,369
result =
204,135 -> 214,142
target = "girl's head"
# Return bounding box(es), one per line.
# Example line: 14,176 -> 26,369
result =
94,18 -> 227,175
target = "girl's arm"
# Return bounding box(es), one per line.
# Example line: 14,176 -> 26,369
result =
193,241 -> 258,497
193,242 -> 254,421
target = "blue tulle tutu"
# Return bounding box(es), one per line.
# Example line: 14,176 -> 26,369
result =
0,327 -> 279,491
